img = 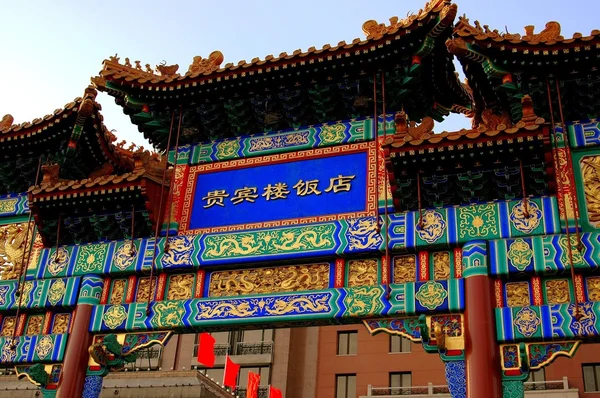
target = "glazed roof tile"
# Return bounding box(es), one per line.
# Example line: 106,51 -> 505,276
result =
451,16 -> 600,46
94,0 -> 454,89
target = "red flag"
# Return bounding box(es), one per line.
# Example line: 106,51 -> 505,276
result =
197,333 -> 216,367
269,386 -> 282,398
223,355 -> 240,388
247,371 -> 260,398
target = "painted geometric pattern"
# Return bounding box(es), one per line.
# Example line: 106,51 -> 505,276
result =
0,334 -> 68,364
89,280 -> 464,332
489,232 -> 600,276
187,116 -> 382,165
0,193 -> 29,218
0,277 -> 80,311
568,119 -> 600,148
26,197 -> 559,280
495,302 -> 600,342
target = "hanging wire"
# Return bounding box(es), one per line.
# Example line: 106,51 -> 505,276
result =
519,159 -> 530,218
555,79 -> 583,250
129,204 -> 136,255
373,72 -> 380,232
147,109 -> 177,315
164,105 -> 184,253
417,170 -> 424,229
546,78 -> 580,319
11,156 -> 43,348
381,70 -> 392,300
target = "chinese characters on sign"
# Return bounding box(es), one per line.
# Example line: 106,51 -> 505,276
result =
202,175 -> 356,208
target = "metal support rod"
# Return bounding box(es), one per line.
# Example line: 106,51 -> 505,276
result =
129,204 -> 135,255
147,110 -> 176,315
417,170 -> 423,229
11,156 -> 43,347
164,105 -> 184,253
555,79 -> 583,249
546,79 -> 579,318
373,72 -> 379,232
381,71 -> 391,298
519,159 -> 530,218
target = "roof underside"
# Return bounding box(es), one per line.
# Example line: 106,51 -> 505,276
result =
94,0 -> 472,150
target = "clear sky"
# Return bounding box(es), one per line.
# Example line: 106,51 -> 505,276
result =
1,0 -> 598,148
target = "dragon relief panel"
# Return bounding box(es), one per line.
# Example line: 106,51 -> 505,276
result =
581,155 -> 600,227
0,317 -> 15,337
393,255 -> 416,283
0,222 -> 34,280
209,264 -> 330,297
25,315 -> 43,336
587,277 -> 600,302
110,280 -> 126,305
167,274 -> 194,300
506,282 -> 531,307
51,314 -> 70,334
348,259 -> 378,287
545,279 -> 571,304
433,252 -> 450,280
136,277 -> 157,302
204,224 -> 335,259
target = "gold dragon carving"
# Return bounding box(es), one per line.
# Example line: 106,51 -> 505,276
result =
25,315 -> 44,336
433,252 -> 450,280
587,277 -> 600,302
52,314 -> 70,334
348,259 -> 378,287
209,264 -> 329,297
265,296 -> 329,315
167,274 -> 194,300
0,223 -> 34,280
506,282 -> 531,307
136,278 -> 157,302
0,317 -> 15,337
581,156 -> 600,227
545,279 -> 570,304
110,280 -> 126,305
394,255 -> 416,283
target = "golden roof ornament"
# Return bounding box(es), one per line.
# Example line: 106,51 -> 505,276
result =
0,114 -> 14,131
392,111 -> 434,142
187,51 -> 225,75
156,61 -> 179,76
522,22 -> 562,43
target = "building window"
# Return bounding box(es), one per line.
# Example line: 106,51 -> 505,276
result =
390,335 -> 411,353
336,374 -> 356,398
337,331 -> 358,355
583,364 -> 600,392
390,372 -> 412,395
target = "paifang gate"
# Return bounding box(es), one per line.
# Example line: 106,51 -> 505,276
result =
1,1 -> 600,397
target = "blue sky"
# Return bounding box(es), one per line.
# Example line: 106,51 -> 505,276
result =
1,0 -> 598,147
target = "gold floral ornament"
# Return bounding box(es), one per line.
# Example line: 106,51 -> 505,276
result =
506,282 -> 530,307
47,279 -> 66,306
0,317 -> 15,337
348,259 -> 378,287
510,200 -> 542,234
581,155 -> 600,227
136,277 -> 157,302
52,314 -> 70,334
433,252 -> 450,280
417,210 -> 446,244
507,239 -> 533,271
35,335 -> 53,360
167,274 -> 194,300
415,281 -> 448,310
209,264 -> 329,297
545,279 -> 570,304
26,315 -> 44,336
110,280 -> 126,305
514,307 -> 540,338
103,305 -> 128,330
394,255 -> 416,283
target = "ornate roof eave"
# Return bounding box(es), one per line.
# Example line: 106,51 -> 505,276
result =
383,94 -> 548,154
447,18 -> 600,78
94,0 -> 458,95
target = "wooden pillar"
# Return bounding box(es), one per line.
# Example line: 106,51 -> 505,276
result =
56,304 -> 93,398
462,241 -> 501,398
